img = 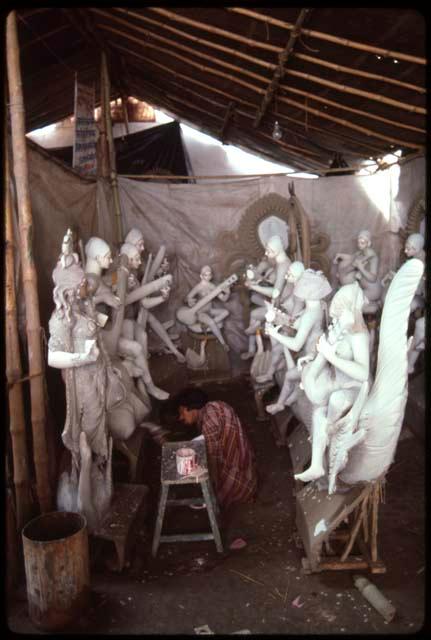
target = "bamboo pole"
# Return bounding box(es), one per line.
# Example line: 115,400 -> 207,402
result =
109,40 -> 421,150
284,68 -> 426,115
6,11 -> 53,514
101,51 -> 123,243
254,8 -> 311,128
227,8 -> 426,65
5,133 -> 33,531
280,82 -> 426,135
294,52 -> 425,95
111,8 -> 425,95
100,20 -> 425,120
97,55 -> 110,179
148,6 -> 280,52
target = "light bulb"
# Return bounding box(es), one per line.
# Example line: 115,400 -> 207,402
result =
272,120 -> 282,141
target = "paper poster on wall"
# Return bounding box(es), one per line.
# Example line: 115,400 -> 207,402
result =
73,75 -> 97,175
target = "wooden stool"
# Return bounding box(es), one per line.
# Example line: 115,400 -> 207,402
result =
93,483 -> 149,571
152,439 -> 223,557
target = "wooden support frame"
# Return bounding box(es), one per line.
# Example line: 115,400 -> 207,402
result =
254,8 -> 311,128
219,100 -> 236,143
298,480 -> 387,575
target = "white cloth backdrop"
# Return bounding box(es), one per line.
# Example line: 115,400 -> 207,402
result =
23,143 -> 425,365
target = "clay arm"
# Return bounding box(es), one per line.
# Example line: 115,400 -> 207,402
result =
48,341 -> 99,369
140,295 -> 165,310
316,332 -> 369,382
265,311 -> 316,352
186,282 -> 203,305
94,281 -> 121,308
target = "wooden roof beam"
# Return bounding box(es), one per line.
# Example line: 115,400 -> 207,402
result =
111,8 -> 424,94
106,35 -> 423,150
98,21 -> 425,133
227,8 -> 426,65
254,7 -> 311,128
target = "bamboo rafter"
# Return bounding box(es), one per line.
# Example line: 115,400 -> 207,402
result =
148,6 -> 281,52
254,7 -> 311,128
109,8 -> 425,95
108,36 -> 423,150
284,68 -> 425,115
114,11 -> 425,116
98,19 -> 425,139
227,8 -> 426,65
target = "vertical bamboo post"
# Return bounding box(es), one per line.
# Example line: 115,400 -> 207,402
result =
101,51 -> 123,244
121,94 -> 130,136
6,11 -> 53,513
370,482 -> 379,563
97,60 -> 110,179
5,134 -> 34,531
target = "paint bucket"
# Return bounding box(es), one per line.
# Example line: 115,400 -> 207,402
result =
176,447 -> 197,475
22,511 -> 90,631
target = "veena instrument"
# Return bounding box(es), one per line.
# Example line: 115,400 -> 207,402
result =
176,273 -> 238,326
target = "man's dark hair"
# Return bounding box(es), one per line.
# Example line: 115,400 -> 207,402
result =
173,387 -> 209,412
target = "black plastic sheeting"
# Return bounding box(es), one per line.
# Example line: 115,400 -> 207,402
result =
47,121 -> 194,180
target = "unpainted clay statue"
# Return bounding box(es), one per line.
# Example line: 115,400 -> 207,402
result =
289,258 -> 424,494
177,265 -> 235,350
48,247 -> 148,530
119,242 -> 171,400
242,235 -> 291,360
296,282 -> 370,484
264,269 -> 332,415
59,228 -> 80,269
84,237 -> 169,401
125,228 -> 186,363
333,230 -> 382,313
254,261 -> 306,384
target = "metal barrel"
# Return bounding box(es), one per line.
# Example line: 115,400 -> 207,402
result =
22,511 -> 90,631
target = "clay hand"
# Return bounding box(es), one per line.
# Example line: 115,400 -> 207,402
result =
297,354 -> 314,371
265,323 -> 281,338
187,297 -> 196,308
316,334 -> 336,359
161,286 -> 170,300
84,340 -> 100,363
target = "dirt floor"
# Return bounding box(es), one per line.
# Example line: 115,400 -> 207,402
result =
7,377 -> 426,635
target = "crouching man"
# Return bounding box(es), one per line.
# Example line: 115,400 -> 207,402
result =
174,388 -> 258,510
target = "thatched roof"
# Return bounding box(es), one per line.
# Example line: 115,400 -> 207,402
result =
15,7 -> 426,175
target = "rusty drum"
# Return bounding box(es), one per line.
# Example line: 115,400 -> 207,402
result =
22,511 -> 90,631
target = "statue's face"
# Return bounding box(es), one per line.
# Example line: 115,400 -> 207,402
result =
405,240 -> 419,257
357,235 -> 370,251
286,266 -> 301,283
98,250 -> 112,270
265,244 -> 278,261
331,302 -> 355,332
135,237 -> 145,254
200,266 -> 212,282
129,251 -> 141,269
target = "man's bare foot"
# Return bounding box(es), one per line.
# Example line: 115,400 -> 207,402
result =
294,466 -> 325,483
